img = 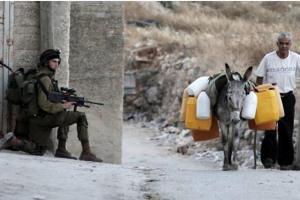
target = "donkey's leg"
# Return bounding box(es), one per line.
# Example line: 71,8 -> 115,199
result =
227,125 -> 234,165
228,125 -> 238,170
232,125 -> 240,169
220,122 -> 230,171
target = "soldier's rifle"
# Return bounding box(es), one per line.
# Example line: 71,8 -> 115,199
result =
48,87 -> 104,111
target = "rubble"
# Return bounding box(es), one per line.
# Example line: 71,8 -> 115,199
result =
129,119 -> 267,169
124,43 -> 210,125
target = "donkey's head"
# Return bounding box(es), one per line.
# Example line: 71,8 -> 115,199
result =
225,63 -> 253,124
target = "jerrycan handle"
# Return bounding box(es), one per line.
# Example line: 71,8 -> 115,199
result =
253,86 -> 259,93
255,88 -> 269,93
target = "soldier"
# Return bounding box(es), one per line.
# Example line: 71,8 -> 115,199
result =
0,49 -> 103,162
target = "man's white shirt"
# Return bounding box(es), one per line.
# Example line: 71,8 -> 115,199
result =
255,51 -> 300,93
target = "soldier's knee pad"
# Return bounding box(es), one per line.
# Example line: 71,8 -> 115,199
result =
77,112 -> 88,127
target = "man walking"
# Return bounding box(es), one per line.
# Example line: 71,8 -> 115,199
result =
255,33 -> 300,170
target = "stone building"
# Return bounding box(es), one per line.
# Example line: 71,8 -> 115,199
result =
0,1 -> 124,164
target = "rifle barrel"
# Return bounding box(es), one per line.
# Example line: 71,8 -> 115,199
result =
84,100 -> 104,106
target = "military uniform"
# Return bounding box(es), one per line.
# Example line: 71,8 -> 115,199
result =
0,49 -> 102,162
14,109 -> 30,140
19,66 -> 89,155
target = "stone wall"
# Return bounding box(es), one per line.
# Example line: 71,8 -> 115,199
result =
14,1 -> 40,70
68,2 -> 124,164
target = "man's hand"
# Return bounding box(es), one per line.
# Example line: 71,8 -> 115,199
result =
62,102 -> 76,109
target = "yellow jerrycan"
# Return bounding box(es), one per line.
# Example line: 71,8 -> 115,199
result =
272,83 -> 285,118
254,88 -> 279,125
248,119 -> 276,131
255,83 -> 284,118
192,116 -> 219,141
179,88 -> 189,122
185,95 -> 212,130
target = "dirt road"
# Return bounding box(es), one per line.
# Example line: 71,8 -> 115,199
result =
122,121 -> 218,170
122,122 -> 300,200
1,122 -> 300,200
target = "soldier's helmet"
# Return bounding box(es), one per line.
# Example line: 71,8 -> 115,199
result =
39,49 -> 61,66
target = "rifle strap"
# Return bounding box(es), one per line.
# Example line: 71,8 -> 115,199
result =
35,73 -> 49,96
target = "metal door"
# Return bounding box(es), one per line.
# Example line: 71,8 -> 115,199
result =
0,1 -> 14,136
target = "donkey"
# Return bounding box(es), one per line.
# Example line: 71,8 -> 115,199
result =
215,63 -> 253,171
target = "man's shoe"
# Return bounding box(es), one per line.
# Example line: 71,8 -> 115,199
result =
263,158 -> 274,169
0,132 -> 19,150
55,149 -> 77,160
280,165 -> 289,171
79,152 -> 103,163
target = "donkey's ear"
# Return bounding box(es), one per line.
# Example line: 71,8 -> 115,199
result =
243,66 -> 253,82
225,63 -> 233,82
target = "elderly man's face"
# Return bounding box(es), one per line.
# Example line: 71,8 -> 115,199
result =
277,37 -> 292,54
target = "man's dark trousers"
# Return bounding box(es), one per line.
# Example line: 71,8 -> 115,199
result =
261,93 -> 295,166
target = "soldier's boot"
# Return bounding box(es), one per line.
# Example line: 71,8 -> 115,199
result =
0,132 -> 24,150
79,151 -> 103,162
55,139 -> 77,160
55,149 -> 77,160
79,140 -> 103,163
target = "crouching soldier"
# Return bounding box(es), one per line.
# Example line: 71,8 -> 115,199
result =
0,49 -> 103,162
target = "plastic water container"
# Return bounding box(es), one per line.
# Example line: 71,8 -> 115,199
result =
248,120 -> 276,131
255,83 -> 273,91
255,83 -> 284,118
272,83 -> 285,118
179,88 -> 189,122
192,116 -> 219,141
254,88 -> 279,125
196,91 -> 211,119
185,95 -> 212,130
241,91 -> 257,120
186,76 -> 210,96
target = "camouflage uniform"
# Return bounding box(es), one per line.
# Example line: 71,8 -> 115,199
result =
20,66 -> 89,155
0,49 -> 102,162
14,109 -> 30,140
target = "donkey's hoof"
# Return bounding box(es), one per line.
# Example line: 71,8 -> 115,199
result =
222,164 -> 238,171
231,164 -> 238,170
222,164 -> 231,171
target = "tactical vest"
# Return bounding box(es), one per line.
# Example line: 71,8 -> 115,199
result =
19,73 -> 58,117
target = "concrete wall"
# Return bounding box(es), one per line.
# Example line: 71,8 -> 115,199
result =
10,2 -> 41,132
40,1 -> 71,152
14,1 -> 40,70
67,2 -> 124,164
52,2 -> 70,88
39,2 -> 70,88
11,1 -> 124,164
14,1 -> 70,84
